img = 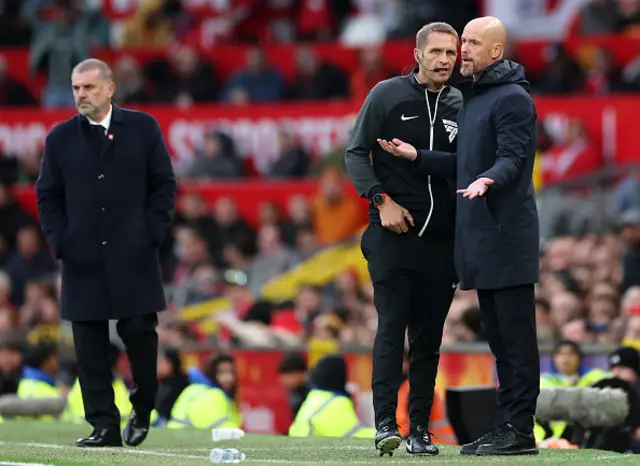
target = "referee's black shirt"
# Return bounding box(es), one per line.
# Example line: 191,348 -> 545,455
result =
345,71 -> 462,238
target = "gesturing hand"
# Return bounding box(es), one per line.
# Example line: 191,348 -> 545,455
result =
377,138 -> 418,161
457,177 -> 494,199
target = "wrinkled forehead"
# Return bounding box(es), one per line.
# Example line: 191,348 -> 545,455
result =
71,68 -> 103,87
423,32 -> 459,52
461,23 -> 486,44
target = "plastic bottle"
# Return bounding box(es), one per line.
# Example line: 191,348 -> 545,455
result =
211,428 -> 245,442
209,448 -> 246,463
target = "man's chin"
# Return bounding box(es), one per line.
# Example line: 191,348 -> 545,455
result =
77,106 -> 94,117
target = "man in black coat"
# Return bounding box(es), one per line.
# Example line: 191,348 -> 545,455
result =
378,16 -> 540,456
36,58 -> 176,448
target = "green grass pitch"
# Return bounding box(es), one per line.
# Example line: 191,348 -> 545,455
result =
0,422 -> 636,465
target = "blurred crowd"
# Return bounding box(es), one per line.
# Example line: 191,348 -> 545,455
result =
3,164 -> 640,354
2,0 -> 640,108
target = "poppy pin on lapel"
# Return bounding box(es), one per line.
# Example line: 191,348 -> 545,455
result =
108,134 -> 114,140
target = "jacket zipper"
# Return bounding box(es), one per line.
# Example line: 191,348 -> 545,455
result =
418,86 -> 445,237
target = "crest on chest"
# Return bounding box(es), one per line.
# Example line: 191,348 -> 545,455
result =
442,119 -> 458,143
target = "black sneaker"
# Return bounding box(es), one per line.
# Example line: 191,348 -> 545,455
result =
406,427 -> 439,455
375,424 -> 402,457
460,425 -> 504,455
475,423 -> 538,456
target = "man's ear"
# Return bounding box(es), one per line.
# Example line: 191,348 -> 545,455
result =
492,43 -> 504,60
414,48 -> 421,65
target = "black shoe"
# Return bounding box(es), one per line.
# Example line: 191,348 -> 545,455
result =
76,428 -> 122,447
475,423 -> 538,456
460,425 -> 504,455
123,410 -> 151,447
406,427 -> 439,455
375,424 -> 402,457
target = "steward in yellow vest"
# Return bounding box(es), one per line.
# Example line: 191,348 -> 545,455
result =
289,354 -> 375,438
535,340 -> 609,441
167,354 -> 242,429
16,341 -> 61,421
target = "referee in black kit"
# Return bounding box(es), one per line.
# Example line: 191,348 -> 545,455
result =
345,22 -> 462,457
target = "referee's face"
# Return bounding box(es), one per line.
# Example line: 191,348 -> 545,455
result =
72,68 -> 115,120
416,31 -> 457,85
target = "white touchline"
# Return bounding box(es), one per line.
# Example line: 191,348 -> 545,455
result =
0,462 -> 53,466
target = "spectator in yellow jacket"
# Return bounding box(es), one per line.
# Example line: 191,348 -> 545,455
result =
167,354 -> 242,429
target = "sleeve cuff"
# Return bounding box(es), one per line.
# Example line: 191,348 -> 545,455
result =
366,185 -> 385,200
413,151 -> 423,166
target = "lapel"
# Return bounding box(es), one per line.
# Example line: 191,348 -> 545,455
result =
99,104 -> 123,161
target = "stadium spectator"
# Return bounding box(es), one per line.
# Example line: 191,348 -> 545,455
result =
582,47 -> 623,95
155,347 -> 189,426
578,0 -> 622,35
24,0 -> 109,108
112,56 -> 152,105
540,119 -> 601,186
0,183 -> 35,253
120,0 -> 173,48
0,0 -> 31,46
278,195 -> 313,248
4,225 -> 56,307
277,352 -> 310,420
535,44 -> 585,94
209,197 -> 256,268
266,129 -> 310,179
144,45 -> 219,105
0,334 -> 23,396
247,224 -> 299,296
311,168 -> 362,246
220,47 -> 284,103
183,130 -> 244,180
349,47 -> 392,103
286,47 -> 349,101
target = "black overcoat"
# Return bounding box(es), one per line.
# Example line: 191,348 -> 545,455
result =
416,60 -> 540,290
36,104 -> 176,321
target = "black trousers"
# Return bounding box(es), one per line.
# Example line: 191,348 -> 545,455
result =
361,224 -> 457,431
477,285 -> 540,434
71,313 -> 159,430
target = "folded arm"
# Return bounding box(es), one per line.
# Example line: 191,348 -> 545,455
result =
477,92 -> 537,188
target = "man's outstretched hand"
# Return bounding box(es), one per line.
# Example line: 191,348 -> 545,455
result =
457,177 -> 494,199
377,138 -> 418,161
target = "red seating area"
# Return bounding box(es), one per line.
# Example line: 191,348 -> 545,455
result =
4,34 -> 640,100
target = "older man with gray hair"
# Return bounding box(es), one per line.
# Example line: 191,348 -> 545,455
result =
36,58 -> 176,448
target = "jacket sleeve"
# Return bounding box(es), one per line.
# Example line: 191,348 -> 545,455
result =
413,150 -> 457,178
477,92 -> 536,188
145,118 -> 177,247
345,82 -> 387,199
35,133 -> 66,259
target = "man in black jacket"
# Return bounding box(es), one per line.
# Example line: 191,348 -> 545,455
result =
378,16 -> 540,456
345,22 -> 462,457
36,59 -> 176,448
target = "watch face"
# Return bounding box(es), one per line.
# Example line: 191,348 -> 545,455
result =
374,194 -> 384,205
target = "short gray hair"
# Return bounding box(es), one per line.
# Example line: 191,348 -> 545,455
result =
72,58 -> 114,83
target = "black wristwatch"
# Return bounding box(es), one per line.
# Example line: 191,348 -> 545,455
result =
372,193 -> 388,207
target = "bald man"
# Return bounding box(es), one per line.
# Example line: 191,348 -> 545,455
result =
377,17 -> 540,456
